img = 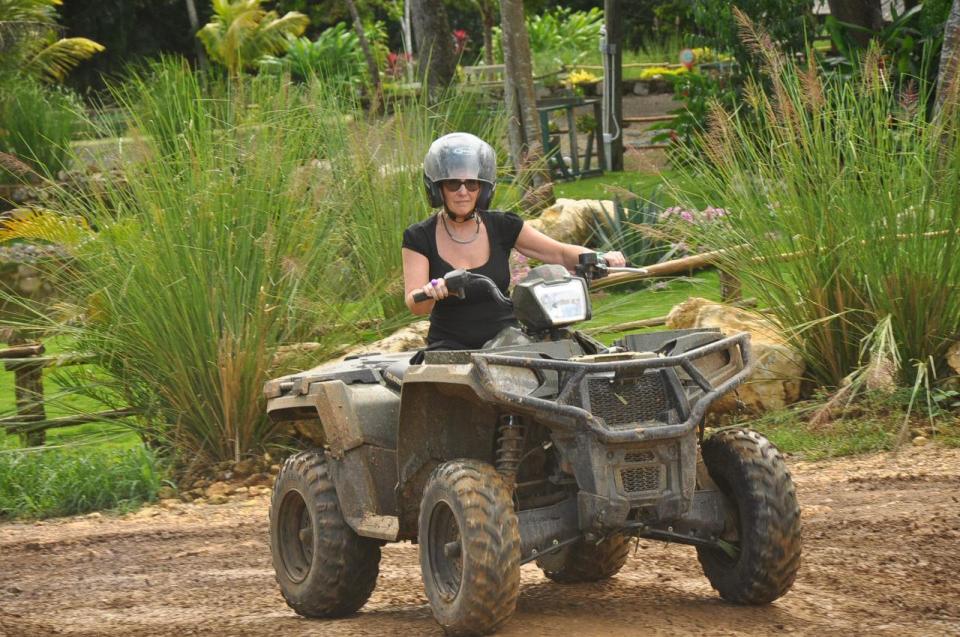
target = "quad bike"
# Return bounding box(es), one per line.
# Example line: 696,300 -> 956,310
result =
265,253 -> 802,636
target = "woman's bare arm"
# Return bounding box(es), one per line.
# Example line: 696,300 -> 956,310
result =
514,223 -> 625,269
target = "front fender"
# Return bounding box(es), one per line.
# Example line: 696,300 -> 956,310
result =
395,363 -> 500,540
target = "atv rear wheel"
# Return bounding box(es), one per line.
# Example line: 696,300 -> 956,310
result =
419,459 -> 520,636
270,450 -> 381,617
538,534 -> 631,583
697,429 -> 802,604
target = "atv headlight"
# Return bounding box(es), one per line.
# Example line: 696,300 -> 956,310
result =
487,365 -> 541,395
532,278 -> 589,325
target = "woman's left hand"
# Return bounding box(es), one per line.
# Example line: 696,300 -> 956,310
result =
603,251 -> 627,267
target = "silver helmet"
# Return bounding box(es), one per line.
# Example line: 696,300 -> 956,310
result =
422,132 -> 497,211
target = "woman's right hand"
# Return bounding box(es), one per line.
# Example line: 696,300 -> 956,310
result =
418,277 -> 449,302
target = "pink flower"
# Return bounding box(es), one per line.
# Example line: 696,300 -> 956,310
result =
659,206 -> 683,221
680,210 -> 695,222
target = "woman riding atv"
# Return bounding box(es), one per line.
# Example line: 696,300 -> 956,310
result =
402,132 -> 625,351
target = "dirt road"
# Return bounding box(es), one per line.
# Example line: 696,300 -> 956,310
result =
2,445 -> 959,637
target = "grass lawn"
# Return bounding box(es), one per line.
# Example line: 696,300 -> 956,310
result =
495,169 -> 701,213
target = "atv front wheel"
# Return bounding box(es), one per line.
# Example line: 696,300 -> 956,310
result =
419,459 -> 521,636
697,429 -> 802,604
270,450 -> 381,617
538,534 -> 631,583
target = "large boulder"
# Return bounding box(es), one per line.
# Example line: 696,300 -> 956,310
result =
527,198 -> 615,245
666,297 -> 805,413
339,320 -> 429,359
947,341 -> 960,377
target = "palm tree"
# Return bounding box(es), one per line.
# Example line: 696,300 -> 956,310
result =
0,0 -> 104,82
197,0 -> 309,77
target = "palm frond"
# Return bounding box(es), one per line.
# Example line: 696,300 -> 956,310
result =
253,11 -> 308,56
26,36 -> 104,82
0,0 -> 61,23
0,207 -> 91,248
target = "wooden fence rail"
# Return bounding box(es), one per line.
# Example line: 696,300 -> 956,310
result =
1,343 -> 136,447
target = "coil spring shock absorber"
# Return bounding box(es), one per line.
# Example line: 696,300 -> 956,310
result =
496,415 -> 525,487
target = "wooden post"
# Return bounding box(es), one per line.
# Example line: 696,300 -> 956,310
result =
5,335 -> 46,447
719,270 -> 743,302
14,362 -> 46,446
603,0 -> 624,171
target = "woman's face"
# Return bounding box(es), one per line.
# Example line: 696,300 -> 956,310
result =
440,179 -> 481,218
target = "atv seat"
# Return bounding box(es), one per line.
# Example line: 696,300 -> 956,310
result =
382,359 -> 411,388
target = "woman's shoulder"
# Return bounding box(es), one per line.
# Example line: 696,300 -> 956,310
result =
405,213 -> 438,233
482,210 -> 524,245
482,210 -> 522,222
402,213 -> 437,255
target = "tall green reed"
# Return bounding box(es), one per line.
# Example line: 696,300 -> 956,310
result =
10,63 -> 344,470
671,11 -> 960,390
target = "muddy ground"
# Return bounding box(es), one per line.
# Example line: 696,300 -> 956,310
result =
2,445 -> 959,637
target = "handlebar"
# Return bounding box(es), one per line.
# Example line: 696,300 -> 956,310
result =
412,254 -> 636,304
412,269 -> 511,306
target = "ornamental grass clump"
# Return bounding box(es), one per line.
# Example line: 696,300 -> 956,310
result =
0,58 -> 506,471
671,8 -> 960,393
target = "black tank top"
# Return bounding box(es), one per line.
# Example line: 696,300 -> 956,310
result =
402,211 -> 525,349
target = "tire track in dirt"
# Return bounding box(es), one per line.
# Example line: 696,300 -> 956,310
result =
1,446 -> 959,637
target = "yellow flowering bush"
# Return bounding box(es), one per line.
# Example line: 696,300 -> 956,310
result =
637,66 -> 689,81
566,68 -> 599,87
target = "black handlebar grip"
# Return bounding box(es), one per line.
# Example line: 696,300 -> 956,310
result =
413,291 -> 430,303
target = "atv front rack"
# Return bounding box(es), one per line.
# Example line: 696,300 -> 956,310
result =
471,333 -> 753,444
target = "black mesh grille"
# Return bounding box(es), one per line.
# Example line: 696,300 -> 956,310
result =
587,372 -> 672,427
620,466 -> 661,493
624,450 -> 655,463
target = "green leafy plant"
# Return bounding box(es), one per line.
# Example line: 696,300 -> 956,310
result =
691,0 -> 814,69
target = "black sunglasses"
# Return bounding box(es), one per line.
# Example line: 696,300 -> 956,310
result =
441,179 -> 481,193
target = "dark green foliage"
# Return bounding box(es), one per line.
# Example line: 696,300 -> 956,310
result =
825,1 -> 954,87
691,0 -> 815,67
59,0 -> 204,93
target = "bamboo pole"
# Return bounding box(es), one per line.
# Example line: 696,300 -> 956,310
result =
0,343 -> 45,359
0,408 -> 140,435
591,249 -> 727,290
586,298 -> 758,336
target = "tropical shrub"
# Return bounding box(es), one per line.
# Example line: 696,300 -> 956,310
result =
258,20 -> 389,89
491,7 -> 603,74
670,12 -> 960,396
652,70 -> 738,161
588,186 -> 675,268
0,74 -> 82,182
197,0 -> 308,76
0,0 -> 104,82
